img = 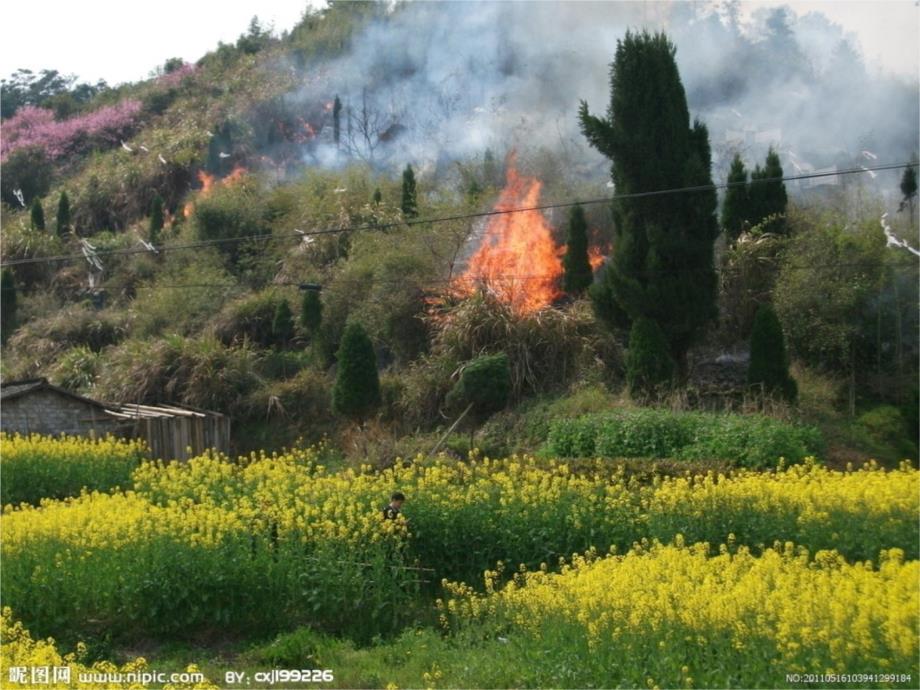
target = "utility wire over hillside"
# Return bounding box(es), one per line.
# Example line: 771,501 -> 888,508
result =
2,257 -> 914,294
1,161 -> 916,269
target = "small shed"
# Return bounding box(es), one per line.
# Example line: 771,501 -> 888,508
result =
105,402 -> 231,462
0,378 -> 124,437
0,378 -> 230,461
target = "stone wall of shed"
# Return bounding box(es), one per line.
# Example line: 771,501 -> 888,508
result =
1,390 -> 122,436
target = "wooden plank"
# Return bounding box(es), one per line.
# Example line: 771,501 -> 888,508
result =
150,404 -> 206,418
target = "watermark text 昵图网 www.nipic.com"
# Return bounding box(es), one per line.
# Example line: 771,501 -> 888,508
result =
6,666 -> 206,685
786,673 -> 913,685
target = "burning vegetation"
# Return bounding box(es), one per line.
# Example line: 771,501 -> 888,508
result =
455,157 -> 604,313
183,165 -> 248,218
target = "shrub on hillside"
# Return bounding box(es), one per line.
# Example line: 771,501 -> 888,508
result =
773,213 -> 886,373
256,349 -> 313,381
210,289 -> 288,348
132,255 -> 235,337
857,405 -> 917,459
0,146 -> 52,206
718,231 -> 785,341
48,346 -> 102,393
316,229 -> 434,366
94,335 -> 261,414
0,101 -> 143,161
243,368 -> 334,438
0,217 -> 65,290
676,414 -> 823,467
7,304 -> 129,373
193,175 -> 268,262
446,353 -> 511,422
626,318 -> 674,401
394,354 -> 460,429
64,122 -> 203,232
433,292 -> 620,401
547,409 -> 824,467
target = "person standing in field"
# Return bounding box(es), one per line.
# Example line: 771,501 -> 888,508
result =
383,491 -> 405,520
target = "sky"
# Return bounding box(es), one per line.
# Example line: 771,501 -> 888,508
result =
0,0 -> 917,86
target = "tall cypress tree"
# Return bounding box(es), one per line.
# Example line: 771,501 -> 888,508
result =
333,95 -> 342,147
300,289 -> 322,341
56,191 -> 71,237
149,194 -> 164,244
580,31 -> 719,372
332,321 -> 381,421
401,164 -> 418,218
563,204 -> 593,295
1,268 -> 17,345
30,198 -> 45,231
722,153 -> 750,241
749,147 -> 787,234
748,163 -> 767,228
747,303 -> 797,401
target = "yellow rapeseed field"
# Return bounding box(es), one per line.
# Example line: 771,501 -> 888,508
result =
1,437 -> 917,687
0,433 -> 146,506
0,608 -> 217,689
440,542 -> 920,688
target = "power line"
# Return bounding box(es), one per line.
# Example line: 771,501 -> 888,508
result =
5,258 -> 913,293
1,161 -> 916,269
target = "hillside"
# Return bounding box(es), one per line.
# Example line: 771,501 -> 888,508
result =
0,1 -> 917,466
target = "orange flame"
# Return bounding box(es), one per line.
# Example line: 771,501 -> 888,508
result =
198,170 -> 216,195
457,159 -> 563,313
182,167 -> 247,219
223,165 -> 247,185
588,246 -> 606,272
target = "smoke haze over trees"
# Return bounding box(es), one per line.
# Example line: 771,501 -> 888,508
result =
280,1 -> 916,196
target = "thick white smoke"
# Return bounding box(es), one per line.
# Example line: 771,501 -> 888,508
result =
286,1 -> 918,195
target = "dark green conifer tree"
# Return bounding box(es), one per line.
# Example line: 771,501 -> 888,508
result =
271,299 -> 295,349
747,303 -> 797,401
30,198 -> 45,231
300,289 -> 322,341
580,31 -> 719,372
149,194 -> 164,244
333,95 -> 342,147
332,322 -> 381,421
1,268 -> 17,345
563,204 -> 593,295
749,147 -> 787,234
900,165 -> 917,224
626,317 -> 674,400
55,191 -> 71,237
722,153 -> 750,241
401,164 -> 418,218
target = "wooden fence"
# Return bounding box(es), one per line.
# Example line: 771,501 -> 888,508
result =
105,403 -> 230,461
